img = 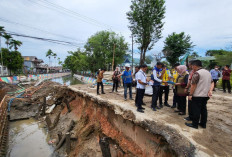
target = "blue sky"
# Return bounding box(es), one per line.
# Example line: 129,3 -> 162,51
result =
0,0 -> 232,64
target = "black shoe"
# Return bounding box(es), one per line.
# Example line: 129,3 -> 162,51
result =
135,104 -> 138,107
130,98 -> 134,100
178,112 -> 186,115
174,110 -> 181,112
102,92 -> 106,94
137,109 -> 144,113
116,91 -> 118,92
199,123 -> 206,128
97,93 -> 100,95
156,106 -> 161,109
139,107 -> 145,110
185,122 -> 198,129
164,103 -> 171,107
184,117 -> 192,121
159,104 -> 163,108
142,103 -> 146,106
171,105 -> 176,108
151,107 -> 157,111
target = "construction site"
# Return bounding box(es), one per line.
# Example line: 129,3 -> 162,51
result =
0,73 -> 232,157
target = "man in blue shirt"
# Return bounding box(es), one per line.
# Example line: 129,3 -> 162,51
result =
210,66 -> 221,91
119,63 -> 133,101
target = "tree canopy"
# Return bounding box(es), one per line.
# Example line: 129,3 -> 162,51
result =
205,49 -> 224,56
215,51 -> 232,66
127,0 -> 166,65
0,48 -> 24,74
63,49 -> 89,74
163,32 -> 194,66
84,30 -> 128,72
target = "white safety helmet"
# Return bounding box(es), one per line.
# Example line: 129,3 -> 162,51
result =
125,63 -> 130,68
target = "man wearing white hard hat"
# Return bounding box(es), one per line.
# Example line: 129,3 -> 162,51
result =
119,63 -> 133,101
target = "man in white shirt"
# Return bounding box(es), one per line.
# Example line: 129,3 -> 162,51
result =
151,62 -> 167,111
136,64 -> 148,113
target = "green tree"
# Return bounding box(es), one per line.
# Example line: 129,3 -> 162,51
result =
9,39 -> 22,51
58,57 -> 62,65
46,49 -> 53,68
205,49 -> 224,56
63,49 -> 89,75
0,48 -> 24,75
163,32 -> 194,66
0,26 -> 6,68
215,51 -> 232,66
84,30 -> 128,72
127,0 -> 166,65
2,33 -> 12,49
191,51 -> 199,58
52,52 -> 57,66
145,55 -> 153,64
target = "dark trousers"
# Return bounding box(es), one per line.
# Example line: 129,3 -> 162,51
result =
135,88 -> 144,105
97,82 -> 104,93
191,97 -> 209,127
112,80 -> 119,92
177,96 -> 186,113
136,88 -> 145,109
213,79 -> 218,90
222,80 -> 231,93
151,86 -> 160,108
173,89 -> 178,107
124,83 -> 132,99
159,86 -> 169,105
188,100 -> 193,120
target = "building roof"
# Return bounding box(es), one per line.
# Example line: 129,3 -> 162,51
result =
23,56 -> 44,63
194,56 -> 216,61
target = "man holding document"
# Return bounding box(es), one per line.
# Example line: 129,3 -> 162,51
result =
151,62 -> 168,111
136,64 -> 148,113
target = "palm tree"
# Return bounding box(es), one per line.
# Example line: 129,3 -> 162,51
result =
46,49 -> 53,71
9,39 -> 22,51
3,33 -> 12,49
58,57 -> 62,65
52,53 -> 57,67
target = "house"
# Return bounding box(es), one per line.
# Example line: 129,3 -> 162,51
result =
0,65 -> 10,76
23,56 -> 46,73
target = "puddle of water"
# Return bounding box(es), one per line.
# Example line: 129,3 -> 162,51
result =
7,119 -> 55,157
51,75 -> 82,85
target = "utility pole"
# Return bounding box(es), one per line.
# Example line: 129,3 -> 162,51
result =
131,35 -> 134,73
112,44 -> 115,71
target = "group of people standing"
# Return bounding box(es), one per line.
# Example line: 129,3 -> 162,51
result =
96,60 -> 231,129
135,60 -> 214,129
210,65 -> 231,93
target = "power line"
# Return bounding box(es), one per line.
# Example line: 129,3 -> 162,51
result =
0,17 -> 84,43
27,0 -> 116,30
6,31 -> 85,47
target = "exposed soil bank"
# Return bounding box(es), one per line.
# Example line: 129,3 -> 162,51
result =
58,86 -> 193,157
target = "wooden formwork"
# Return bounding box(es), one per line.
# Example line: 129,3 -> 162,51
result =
0,96 -> 8,156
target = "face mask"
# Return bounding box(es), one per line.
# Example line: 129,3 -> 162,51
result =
215,68 -> 218,70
